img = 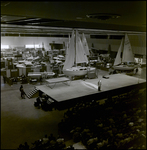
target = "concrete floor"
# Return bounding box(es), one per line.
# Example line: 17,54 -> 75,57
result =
1,80 -> 67,149
1,67 -> 146,149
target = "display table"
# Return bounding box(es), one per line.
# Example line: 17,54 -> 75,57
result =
46,77 -> 71,88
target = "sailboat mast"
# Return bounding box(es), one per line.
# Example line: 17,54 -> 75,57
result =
121,37 -> 124,62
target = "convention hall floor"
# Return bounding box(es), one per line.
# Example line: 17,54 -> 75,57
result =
1,67 -> 146,149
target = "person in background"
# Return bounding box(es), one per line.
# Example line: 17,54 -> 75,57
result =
136,68 -> 138,74
36,96 -> 42,105
23,142 -> 29,149
20,85 -> 26,99
3,74 -> 6,84
42,134 -> 49,144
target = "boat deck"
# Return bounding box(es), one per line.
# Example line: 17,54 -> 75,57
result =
36,74 -> 146,103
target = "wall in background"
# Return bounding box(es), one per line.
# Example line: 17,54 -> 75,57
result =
128,34 -> 146,55
1,34 -> 146,55
1,36 -> 68,50
85,34 -> 146,55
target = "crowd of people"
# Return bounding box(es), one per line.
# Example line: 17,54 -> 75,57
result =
34,93 -> 56,111
58,88 -> 146,149
17,88 -> 146,149
17,134 -> 75,150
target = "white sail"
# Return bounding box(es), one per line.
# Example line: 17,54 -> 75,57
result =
114,38 -> 124,66
76,30 -> 88,64
63,30 -> 75,70
82,33 -> 90,55
122,34 -> 134,62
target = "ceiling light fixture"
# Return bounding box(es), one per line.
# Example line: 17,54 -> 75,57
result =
86,13 -> 121,20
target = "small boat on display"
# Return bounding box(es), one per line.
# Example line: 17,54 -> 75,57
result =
24,61 -> 33,66
26,56 -> 33,61
16,59 -> 41,69
16,60 -> 33,68
31,65 -> 42,69
16,64 -> 26,68
63,30 -> 95,77
113,34 -> 138,71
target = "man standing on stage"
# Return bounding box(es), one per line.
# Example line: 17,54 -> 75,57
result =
98,79 -> 102,91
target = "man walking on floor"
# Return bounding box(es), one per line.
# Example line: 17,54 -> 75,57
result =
20,85 -> 27,99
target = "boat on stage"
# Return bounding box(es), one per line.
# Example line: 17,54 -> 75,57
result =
113,34 -> 138,71
63,30 -> 95,77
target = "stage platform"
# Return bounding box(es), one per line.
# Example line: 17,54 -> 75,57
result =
36,74 -> 146,105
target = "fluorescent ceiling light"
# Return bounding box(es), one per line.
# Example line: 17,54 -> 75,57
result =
1,45 -> 9,49
25,45 -> 35,48
25,44 -> 41,48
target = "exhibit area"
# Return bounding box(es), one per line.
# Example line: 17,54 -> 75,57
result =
1,1 -> 146,150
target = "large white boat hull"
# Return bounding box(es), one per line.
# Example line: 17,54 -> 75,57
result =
63,67 -> 96,76
63,69 -> 87,76
113,65 -> 135,71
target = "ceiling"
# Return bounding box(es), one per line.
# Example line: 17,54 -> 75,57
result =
1,1 -> 146,36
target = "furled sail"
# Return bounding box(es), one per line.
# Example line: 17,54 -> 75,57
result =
82,33 -> 90,55
65,34 -> 70,60
114,38 -> 124,66
63,30 -> 75,70
76,30 -> 88,64
122,34 -> 134,62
